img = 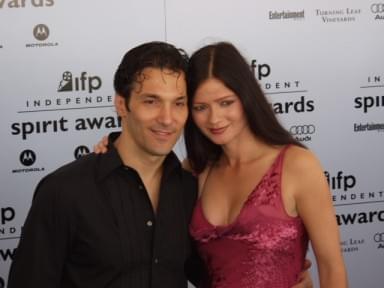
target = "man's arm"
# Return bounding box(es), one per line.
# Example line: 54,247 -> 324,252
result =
291,259 -> 313,288
7,175 -> 72,288
185,239 -> 205,287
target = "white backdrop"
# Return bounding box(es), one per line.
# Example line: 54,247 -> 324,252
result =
1,1 -> 383,287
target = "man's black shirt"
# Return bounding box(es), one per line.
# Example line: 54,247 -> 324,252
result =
8,146 -> 199,288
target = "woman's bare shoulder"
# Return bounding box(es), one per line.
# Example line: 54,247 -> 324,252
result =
285,145 -> 323,172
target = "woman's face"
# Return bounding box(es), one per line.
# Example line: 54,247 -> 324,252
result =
191,78 -> 249,146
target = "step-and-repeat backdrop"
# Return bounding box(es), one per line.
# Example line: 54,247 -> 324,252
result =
0,1 -> 383,287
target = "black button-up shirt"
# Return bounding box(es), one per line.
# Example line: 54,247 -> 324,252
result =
8,147 -> 199,288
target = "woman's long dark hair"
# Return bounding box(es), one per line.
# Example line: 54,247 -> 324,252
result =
185,42 -> 304,173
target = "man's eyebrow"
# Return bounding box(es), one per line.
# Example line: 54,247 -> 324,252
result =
140,93 -> 160,99
175,95 -> 187,101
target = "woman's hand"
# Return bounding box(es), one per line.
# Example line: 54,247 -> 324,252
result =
93,135 -> 109,154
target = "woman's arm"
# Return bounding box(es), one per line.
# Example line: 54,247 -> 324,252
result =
286,147 -> 348,288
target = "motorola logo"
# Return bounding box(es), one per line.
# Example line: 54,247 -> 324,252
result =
26,23 -> 58,48
289,124 -> 316,135
74,145 -> 90,159
19,149 -> 36,166
12,150 -> 44,173
371,3 -> 384,13
33,24 -> 49,41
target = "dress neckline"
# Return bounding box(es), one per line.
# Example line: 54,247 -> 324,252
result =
198,145 -> 289,230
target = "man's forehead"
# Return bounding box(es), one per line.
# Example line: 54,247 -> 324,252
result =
133,67 -> 187,94
137,67 -> 185,81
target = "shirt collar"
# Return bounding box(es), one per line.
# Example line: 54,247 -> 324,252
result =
95,144 -> 181,182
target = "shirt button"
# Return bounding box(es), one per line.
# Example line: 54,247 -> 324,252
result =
138,185 -> 144,190
154,258 -> 159,264
146,220 -> 153,227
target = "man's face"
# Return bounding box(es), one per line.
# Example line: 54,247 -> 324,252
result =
116,67 -> 188,157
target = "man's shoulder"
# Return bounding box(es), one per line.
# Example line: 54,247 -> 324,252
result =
50,152 -> 99,179
178,167 -> 198,204
36,153 -> 101,194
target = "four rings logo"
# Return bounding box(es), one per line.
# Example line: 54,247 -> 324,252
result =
371,3 -> 384,13
289,124 -> 316,135
374,232 -> 384,248
33,24 -> 49,41
374,232 -> 384,242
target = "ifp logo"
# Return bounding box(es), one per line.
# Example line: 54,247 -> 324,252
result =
58,71 -> 102,93
1,207 -> 15,225
250,60 -> 271,80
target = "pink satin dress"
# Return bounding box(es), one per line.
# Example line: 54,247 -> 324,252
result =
190,146 -> 308,288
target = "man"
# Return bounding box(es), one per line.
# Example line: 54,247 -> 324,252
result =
8,42 -> 198,288
8,42 -> 312,288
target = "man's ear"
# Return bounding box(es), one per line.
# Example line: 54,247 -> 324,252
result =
115,94 -> 129,117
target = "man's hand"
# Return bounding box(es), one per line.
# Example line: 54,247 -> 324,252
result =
291,259 -> 313,288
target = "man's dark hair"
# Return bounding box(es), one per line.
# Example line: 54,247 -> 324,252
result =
113,41 -> 189,104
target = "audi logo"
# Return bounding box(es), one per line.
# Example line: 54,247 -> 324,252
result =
374,232 -> 384,242
289,125 -> 316,135
371,3 -> 384,13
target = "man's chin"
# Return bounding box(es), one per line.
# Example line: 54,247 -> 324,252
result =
147,146 -> 175,157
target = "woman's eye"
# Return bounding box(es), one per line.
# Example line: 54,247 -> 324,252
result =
221,100 -> 234,106
192,105 -> 206,112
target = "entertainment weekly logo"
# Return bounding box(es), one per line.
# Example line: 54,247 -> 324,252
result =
26,23 -> 59,48
354,122 -> 384,133
268,9 -> 305,21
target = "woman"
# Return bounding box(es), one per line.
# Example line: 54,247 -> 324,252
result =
95,42 -> 347,288
184,42 -> 347,287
